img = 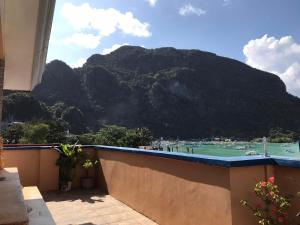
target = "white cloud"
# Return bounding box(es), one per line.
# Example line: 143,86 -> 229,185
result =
71,57 -> 86,68
64,33 -> 101,49
179,3 -> 206,16
223,0 -> 231,6
146,0 -> 157,7
243,34 -> 300,96
102,43 -> 129,55
61,3 -> 151,49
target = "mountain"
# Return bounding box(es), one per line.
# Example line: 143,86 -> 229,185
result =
5,46 -> 300,138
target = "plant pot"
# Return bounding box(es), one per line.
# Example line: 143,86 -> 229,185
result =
60,181 -> 72,192
81,177 -> 95,189
66,181 -> 72,191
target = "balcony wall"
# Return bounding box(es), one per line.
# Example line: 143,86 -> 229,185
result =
3,147 -> 58,191
3,146 -> 97,191
275,165 -> 300,220
3,145 -> 300,225
97,149 -> 232,225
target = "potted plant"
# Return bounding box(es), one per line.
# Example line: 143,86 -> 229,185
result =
54,142 -> 83,191
81,158 -> 98,189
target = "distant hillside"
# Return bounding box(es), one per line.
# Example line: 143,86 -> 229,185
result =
4,46 -> 300,138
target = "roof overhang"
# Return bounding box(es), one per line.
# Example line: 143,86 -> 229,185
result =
0,0 -> 56,91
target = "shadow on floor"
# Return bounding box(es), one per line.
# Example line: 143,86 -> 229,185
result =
79,223 -> 97,225
42,189 -> 105,204
43,189 -> 159,225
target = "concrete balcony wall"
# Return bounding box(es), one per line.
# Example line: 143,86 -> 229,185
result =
97,149 -> 233,225
95,147 -> 300,225
2,145 -> 300,225
3,148 -> 59,191
229,165 -> 275,225
3,146 -> 97,191
275,166 -> 300,220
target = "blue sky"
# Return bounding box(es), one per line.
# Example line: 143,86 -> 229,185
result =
47,0 -> 300,96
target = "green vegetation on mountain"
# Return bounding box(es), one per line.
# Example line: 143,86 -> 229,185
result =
2,122 -> 152,147
3,46 -> 300,140
268,127 -> 297,143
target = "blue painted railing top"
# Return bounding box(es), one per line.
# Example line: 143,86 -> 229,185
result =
94,145 -> 276,167
3,144 -> 300,168
3,145 -> 95,150
94,145 -> 300,168
3,145 -> 53,150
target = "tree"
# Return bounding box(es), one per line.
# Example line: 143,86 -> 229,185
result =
49,102 -> 68,119
94,125 -> 153,147
95,125 -> 127,146
120,127 -> 153,147
20,123 -> 49,144
47,119 -> 68,143
61,106 -> 85,134
77,133 -> 96,145
2,92 -> 50,121
2,123 -> 25,144
134,127 -> 153,146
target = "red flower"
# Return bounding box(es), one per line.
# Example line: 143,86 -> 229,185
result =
268,191 -> 274,199
272,208 -> 277,216
255,203 -> 262,209
261,181 -> 267,187
284,212 -> 288,218
277,217 -> 284,223
268,176 -> 275,184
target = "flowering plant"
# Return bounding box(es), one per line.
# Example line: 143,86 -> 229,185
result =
241,176 -> 291,225
82,158 -> 98,178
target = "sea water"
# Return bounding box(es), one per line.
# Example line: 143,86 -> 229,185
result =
156,141 -> 300,158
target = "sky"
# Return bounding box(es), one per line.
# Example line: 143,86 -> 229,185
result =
47,0 -> 300,96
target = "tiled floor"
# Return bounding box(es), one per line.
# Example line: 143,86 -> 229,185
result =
43,190 -> 158,225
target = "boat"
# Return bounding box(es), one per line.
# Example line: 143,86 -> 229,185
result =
285,149 -> 295,153
245,150 -> 259,156
236,146 -> 248,150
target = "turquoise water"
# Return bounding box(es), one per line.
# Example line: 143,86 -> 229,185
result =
156,141 -> 300,158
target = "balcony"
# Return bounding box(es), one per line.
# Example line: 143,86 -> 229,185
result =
44,190 -> 157,225
1,145 -> 300,225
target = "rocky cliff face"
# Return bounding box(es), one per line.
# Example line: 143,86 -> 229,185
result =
28,46 -> 300,138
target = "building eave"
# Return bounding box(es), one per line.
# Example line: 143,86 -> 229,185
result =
1,0 -> 56,91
